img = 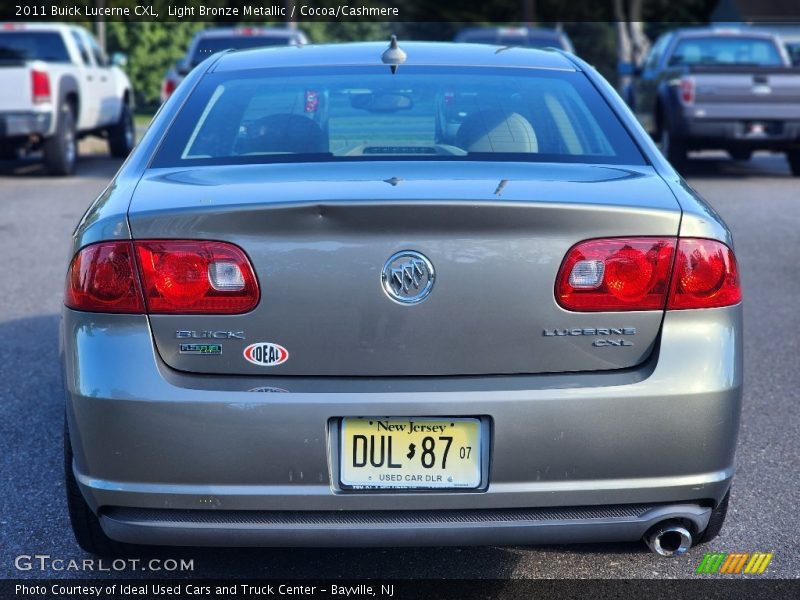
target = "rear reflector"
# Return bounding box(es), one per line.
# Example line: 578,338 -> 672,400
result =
65,240 -> 259,314
556,237 -> 741,312
31,69 -> 51,104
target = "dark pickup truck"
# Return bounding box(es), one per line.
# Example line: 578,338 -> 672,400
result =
627,28 -> 800,174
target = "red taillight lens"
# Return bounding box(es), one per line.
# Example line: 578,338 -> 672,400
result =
556,238 -> 676,311
31,69 -> 51,104
135,240 -> 259,314
65,240 -> 259,314
65,242 -> 145,313
556,237 -> 741,312
305,90 -> 319,113
667,239 -> 741,309
680,77 -> 695,104
161,78 -> 177,100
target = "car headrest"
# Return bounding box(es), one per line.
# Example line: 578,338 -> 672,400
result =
455,109 -> 538,153
240,113 -> 326,154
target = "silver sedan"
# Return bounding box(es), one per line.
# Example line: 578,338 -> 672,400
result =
62,40 -> 742,557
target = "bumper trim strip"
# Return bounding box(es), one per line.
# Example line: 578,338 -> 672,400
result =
100,503 -> 712,547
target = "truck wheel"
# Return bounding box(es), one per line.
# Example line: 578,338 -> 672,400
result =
107,102 -> 135,158
787,151 -> 800,176
729,149 -> 752,162
43,103 -> 77,176
696,490 -> 730,544
660,126 -> 686,169
65,419 -> 132,556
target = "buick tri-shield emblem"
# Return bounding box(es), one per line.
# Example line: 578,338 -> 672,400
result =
381,251 -> 435,304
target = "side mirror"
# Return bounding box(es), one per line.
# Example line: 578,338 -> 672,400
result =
110,52 -> 127,68
176,59 -> 191,76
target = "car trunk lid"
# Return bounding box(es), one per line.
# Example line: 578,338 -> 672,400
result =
128,162 -> 681,376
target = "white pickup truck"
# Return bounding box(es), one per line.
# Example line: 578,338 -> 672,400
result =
0,23 -> 134,175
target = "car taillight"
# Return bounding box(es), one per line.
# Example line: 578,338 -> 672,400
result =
305,90 -> 319,113
556,238 -> 676,311
65,242 -> 144,313
65,240 -> 259,314
667,238 -> 741,309
31,69 -> 51,104
161,78 -> 177,100
135,241 -> 259,314
556,237 -> 741,312
680,77 -> 695,104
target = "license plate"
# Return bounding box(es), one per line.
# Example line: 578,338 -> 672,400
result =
339,418 -> 482,490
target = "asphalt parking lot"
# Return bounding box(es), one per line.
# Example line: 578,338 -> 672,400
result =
0,149 -> 797,579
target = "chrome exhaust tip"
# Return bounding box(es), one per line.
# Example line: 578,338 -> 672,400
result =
644,523 -> 693,557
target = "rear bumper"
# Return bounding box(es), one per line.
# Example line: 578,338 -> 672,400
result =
0,111 -> 51,139
62,305 -> 742,547
100,504 -> 712,547
681,116 -> 800,149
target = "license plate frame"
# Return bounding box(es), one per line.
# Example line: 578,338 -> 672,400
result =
337,417 -> 486,491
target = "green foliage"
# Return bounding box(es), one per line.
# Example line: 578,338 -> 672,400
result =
104,21 -> 391,111
564,23 -> 618,82
89,0 -> 716,112
302,22 -> 393,43
106,22 -> 205,110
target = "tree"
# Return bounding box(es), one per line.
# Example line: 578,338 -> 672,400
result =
106,22 -> 205,109
614,0 -> 651,93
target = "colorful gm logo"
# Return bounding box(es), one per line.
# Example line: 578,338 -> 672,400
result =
696,552 -> 773,575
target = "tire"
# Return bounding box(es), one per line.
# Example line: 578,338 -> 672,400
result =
43,103 -> 77,176
696,490 -> 730,544
64,419 -> 132,556
660,124 -> 687,169
787,150 -> 800,176
0,146 -> 18,160
729,149 -> 752,162
107,101 -> 135,158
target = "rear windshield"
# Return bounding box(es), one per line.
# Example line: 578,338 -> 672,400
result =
152,65 -> 646,168
0,32 -> 70,63
669,36 -> 784,67
191,36 -> 295,66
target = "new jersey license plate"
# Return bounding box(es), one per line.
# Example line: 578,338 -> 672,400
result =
339,418 -> 482,490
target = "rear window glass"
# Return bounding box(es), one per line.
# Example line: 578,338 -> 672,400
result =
191,36 -> 295,66
0,32 -> 70,63
669,36 -> 783,66
152,66 -> 646,168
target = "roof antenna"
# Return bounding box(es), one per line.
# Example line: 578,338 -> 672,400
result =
382,35 -> 407,74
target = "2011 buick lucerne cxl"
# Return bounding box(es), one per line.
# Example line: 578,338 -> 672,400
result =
62,39 -> 742,557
